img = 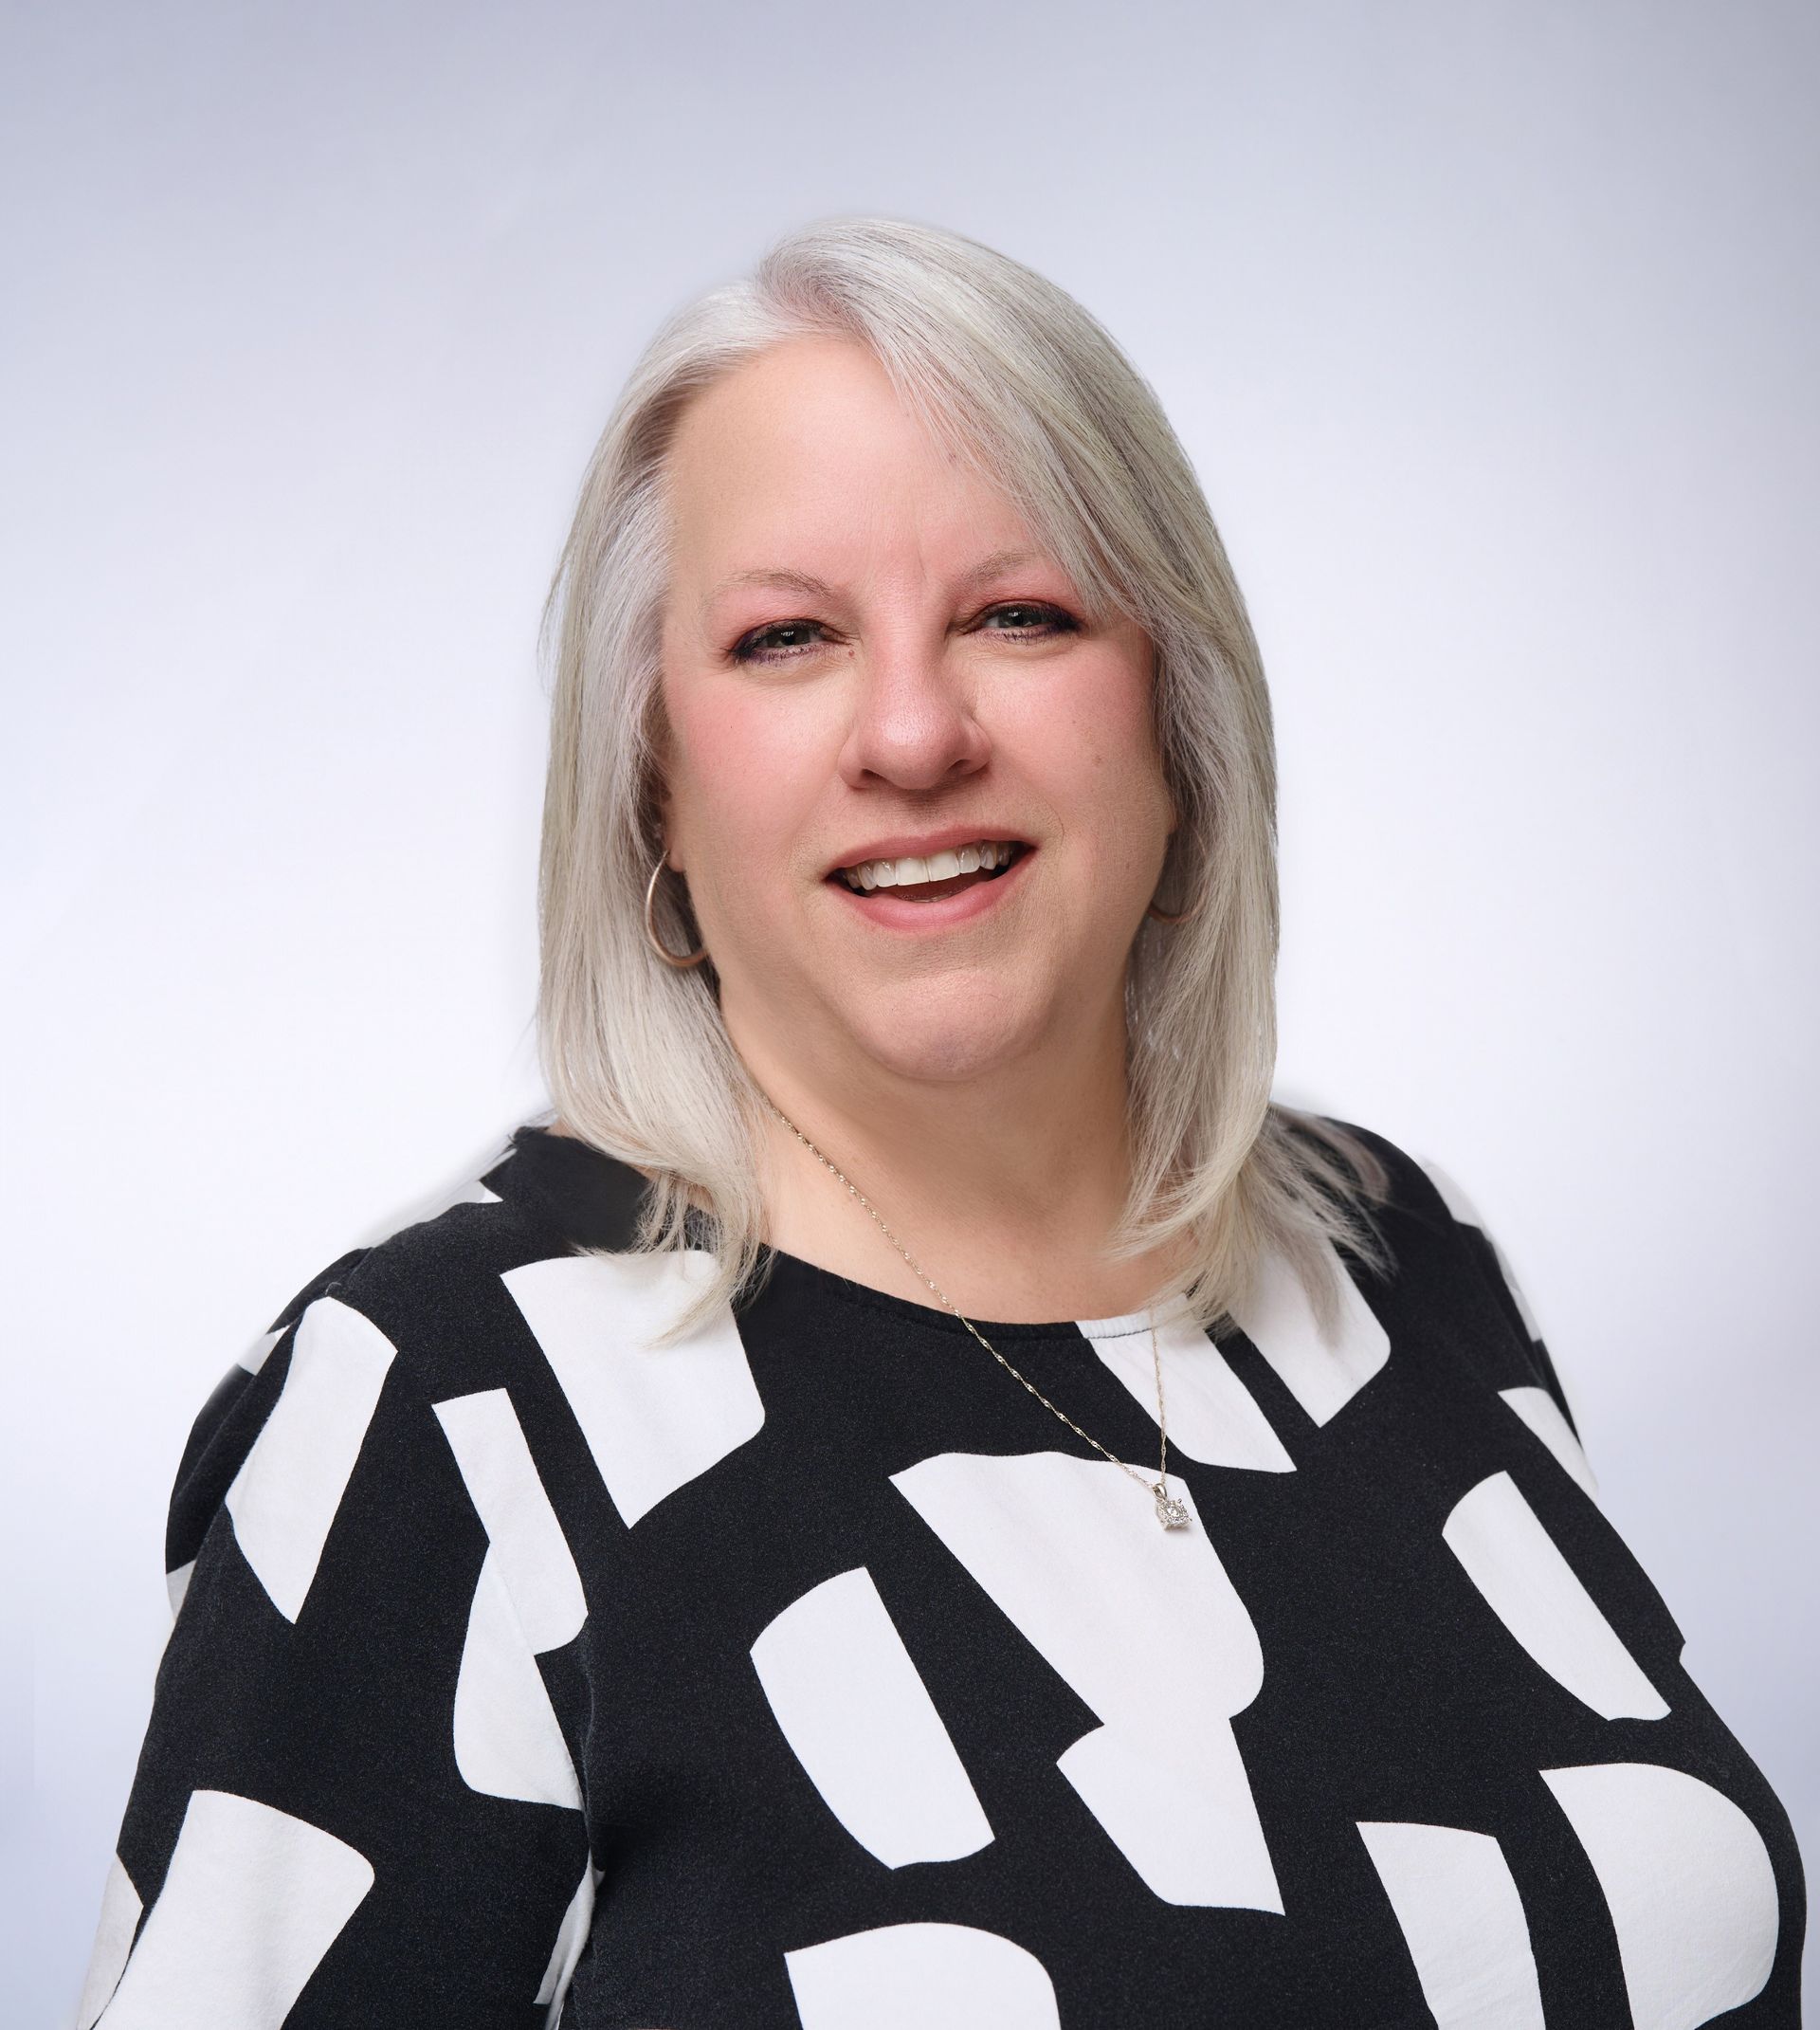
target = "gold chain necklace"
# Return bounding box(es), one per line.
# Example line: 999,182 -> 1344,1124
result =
759,1092 -> 1192,1531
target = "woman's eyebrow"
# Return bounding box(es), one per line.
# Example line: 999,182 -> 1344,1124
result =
700,548 -> 1044,620
701,566 -> 834,616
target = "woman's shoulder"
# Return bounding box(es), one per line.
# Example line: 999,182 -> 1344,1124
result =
1276,1103 -> 1479,1249
293,1120 -> 654,1346
163,1123 -> 659,1604
1291,1103 -> 1586,1445
1283,1105 -> 1518,1251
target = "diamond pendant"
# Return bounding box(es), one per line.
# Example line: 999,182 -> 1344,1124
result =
1154,1484 -> 1192,1529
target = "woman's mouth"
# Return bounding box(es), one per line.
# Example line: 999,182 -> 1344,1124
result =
833,838 -> 1028,901
824,839 -> 1034,927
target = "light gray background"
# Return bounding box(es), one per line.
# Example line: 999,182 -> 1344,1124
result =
6,2 -> 1814,2021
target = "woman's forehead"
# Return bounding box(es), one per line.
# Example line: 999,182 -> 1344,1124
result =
667,410 -> 1049,605
667,347 -> 990,522
655,335 -> 1123,628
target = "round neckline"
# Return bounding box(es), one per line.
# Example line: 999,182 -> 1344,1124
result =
506,1119 -> 1193,1344
758,1244 -> 1196,1343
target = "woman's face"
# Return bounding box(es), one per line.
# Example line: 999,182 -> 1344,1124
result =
656,333 -> 1176,1092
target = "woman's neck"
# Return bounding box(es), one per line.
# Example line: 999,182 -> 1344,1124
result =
737,1028 -> 1185,1326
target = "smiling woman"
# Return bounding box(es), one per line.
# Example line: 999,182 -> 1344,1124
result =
629,320 -> 1211,1304
537,229 -> 1390,1341
76,217 -> 1805,2028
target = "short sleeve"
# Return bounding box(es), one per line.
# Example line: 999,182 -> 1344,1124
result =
74,1266 -> 595,2029
1410,1150 -> 1599,1494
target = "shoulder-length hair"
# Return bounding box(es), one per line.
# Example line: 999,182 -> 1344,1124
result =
536,213 -> 1394,1346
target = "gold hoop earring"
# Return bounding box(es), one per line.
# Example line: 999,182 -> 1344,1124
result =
644,850 -> 709,969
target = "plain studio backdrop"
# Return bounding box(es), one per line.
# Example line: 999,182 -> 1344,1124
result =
5,1 -> 1814,2021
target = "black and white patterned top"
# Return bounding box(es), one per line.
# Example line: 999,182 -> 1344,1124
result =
77,1119 -> 1806,2028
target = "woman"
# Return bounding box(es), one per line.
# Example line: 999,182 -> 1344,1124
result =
77,217 -> 1804,2027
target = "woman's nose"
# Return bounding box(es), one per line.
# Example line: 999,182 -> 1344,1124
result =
837,629 -> 992,792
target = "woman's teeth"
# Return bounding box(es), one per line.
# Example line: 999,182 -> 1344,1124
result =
837,839 -> 1024,894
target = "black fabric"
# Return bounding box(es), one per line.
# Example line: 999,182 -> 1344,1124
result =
85,1118 -> 1807,2027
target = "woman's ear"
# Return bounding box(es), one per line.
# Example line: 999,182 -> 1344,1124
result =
647,703 -> 684,871
658,785 -> 685,875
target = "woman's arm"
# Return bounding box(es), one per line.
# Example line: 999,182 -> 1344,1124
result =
75,1258 -> 595,2029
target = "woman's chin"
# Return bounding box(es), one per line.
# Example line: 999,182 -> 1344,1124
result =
831,993 -> 1048,1088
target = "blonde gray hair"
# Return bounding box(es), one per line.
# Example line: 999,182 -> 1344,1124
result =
537,214 -> 1394,1345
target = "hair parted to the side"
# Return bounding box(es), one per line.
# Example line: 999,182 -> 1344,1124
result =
536,213 -> 1395,1347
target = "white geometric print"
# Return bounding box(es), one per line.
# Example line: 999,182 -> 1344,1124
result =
431,1387 -> 587,1813
1444,1473 -> 1667,1720
751,1566 -> 993,1868
891,1451 -> 1282,1911
1356,1820 -> 1547,2029
223,1295 -> 396,1622
1080,1301 -> 1294,1472
501,1252 -> 764,1527
1542,1762 -> 1779,2030
535,1859 -> 604,2025
450,1546 -> 583,1809
784,1920 -> 1062,2027
73,1852 -> 141,2030
94,1789 -> 373,2028
1499,1386 -> 1599,1500
433,1389 -> 587,1652
1227,1241 -> 1389,1427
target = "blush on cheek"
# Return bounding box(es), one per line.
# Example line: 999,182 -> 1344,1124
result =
663,697 -> 828,930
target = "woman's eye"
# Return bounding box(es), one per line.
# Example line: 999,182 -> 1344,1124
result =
730,602 -> 1078,665
731,620 -> 828,664
979,601 -> 1079,637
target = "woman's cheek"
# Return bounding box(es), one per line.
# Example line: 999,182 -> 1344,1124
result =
684,722 -> 812,914
672,690 -> 765,844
